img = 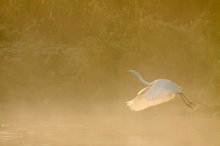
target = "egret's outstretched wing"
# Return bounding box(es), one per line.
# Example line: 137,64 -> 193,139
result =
126,93 -> 175,111
126,84 -> 176,111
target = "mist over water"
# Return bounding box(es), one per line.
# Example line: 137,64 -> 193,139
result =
0,0 -> 220,145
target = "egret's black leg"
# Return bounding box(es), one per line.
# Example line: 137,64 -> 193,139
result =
181,93 -> 194,104
179,93 -> 194,108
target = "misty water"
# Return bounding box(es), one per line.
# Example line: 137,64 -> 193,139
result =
0,104 -> 220,146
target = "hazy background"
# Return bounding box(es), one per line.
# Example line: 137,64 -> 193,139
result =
0,0 -> 220,145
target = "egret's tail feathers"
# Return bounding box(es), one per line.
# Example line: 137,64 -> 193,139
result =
126,94 -> 175,111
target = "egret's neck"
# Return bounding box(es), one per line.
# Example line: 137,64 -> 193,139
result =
137,75 -> 150,85
133,72 -> 150,86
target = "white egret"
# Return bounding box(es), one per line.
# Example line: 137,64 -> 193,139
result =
126,70 -> 194,111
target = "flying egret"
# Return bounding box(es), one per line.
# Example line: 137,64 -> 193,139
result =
126,70 -> 194,111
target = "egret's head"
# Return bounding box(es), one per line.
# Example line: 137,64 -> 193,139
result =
127,69 -> 140,76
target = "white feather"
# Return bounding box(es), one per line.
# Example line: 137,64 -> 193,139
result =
126,93 -> 175,111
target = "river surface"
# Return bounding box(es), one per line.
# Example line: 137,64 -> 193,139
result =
0,108 -> 220,146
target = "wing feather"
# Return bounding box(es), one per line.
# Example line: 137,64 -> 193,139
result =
126,93 -> 175,111
126,79 -> 182,111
